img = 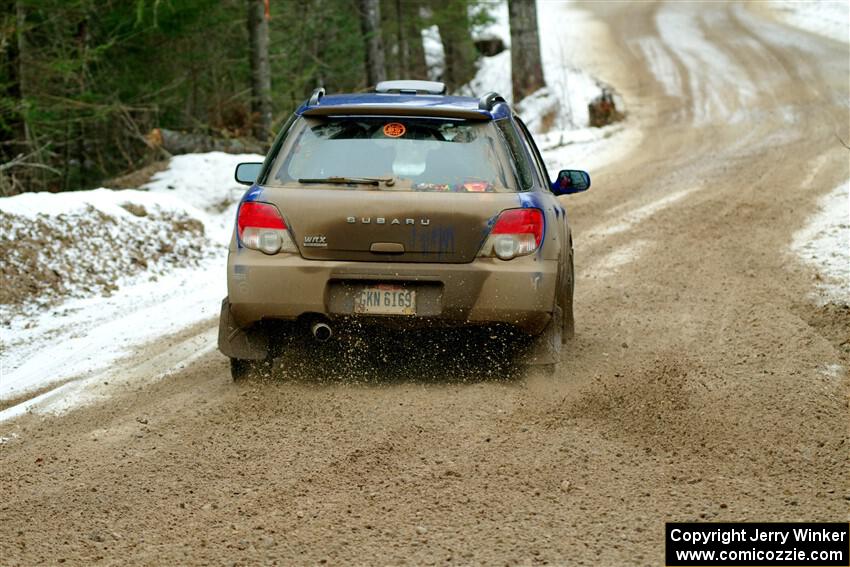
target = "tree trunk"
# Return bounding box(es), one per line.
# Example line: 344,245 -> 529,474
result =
434,0 -> 476,92
247,0 -> 272,142
380,0 -> 402,79
359,0 -> 386,86
14,1 -> 28,145
73,14 -> 91,190
508,0 -> 545,102
404,2 -> 428,80
394,0 -> 407,78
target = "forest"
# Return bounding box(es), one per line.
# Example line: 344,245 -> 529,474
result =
0,0 -> 548,196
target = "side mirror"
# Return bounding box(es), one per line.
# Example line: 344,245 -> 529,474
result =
235,162 -> 263,185
551,169 -> 591,196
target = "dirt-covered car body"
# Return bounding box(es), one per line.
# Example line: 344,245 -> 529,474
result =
218,81 -> 589,376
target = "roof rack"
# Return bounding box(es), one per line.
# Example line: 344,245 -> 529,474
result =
375,80 -> 447,95
478,91 -> 506,111
308,87 -> 325,106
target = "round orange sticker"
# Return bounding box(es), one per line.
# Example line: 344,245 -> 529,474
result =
383,122 -> 406,138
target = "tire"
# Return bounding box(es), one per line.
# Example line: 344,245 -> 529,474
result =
563,252 -> 576,342
525,248 -> 572,369
230,358 -> 258,381
526,302 -> 563,367
546,302 -> 564,360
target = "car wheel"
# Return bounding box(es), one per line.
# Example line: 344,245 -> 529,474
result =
563,252 -> 575,342
230,358 -> 259,381
526,302 -> 562,367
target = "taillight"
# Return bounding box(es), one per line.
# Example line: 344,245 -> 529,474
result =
237,201 -> 297,255
479,208 -> 544,260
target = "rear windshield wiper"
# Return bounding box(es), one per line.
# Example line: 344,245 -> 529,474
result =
298,176 -> 395,187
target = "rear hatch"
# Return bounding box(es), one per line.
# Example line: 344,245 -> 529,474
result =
259,114 -> 525,263
267,188 -> 521,263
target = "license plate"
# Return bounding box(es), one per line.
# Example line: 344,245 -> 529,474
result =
354,285 -> 416,315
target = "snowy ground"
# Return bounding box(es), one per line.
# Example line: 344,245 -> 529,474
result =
792,181 -> 850,304
0,153 -> 259,405
0,189 -> 215,312
767,0 -> 849,44
463,0 -> 637,173
772,1 -> 850,305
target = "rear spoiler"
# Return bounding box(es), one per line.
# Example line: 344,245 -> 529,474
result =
301,104 -> 492,121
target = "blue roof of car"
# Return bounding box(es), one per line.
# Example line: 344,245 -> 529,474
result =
295,93 -> 511,121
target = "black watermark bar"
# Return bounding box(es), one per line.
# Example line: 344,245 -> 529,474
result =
666,523 -> 849,566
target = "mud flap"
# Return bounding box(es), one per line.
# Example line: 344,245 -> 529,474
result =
523,306 -> 562,366
217,298 -> 269,360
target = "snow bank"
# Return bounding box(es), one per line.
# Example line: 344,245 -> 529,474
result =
144,151 -> 263,243
792,180 -> 850,304
463,0 -> 608,129
768,0 -> 850,44
0,152 -> 257,404
0,187 -> 198,220
0,152 -> 259,317
536,1 -> 621,131
0,189 -> 216,312
461,0 -> 635,173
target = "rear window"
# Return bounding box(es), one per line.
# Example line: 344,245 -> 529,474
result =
269,116 -> 520,192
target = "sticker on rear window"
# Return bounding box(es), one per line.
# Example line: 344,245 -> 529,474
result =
383,122 -> 406,138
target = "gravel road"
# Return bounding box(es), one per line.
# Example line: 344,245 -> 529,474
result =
1,2 -> 848,565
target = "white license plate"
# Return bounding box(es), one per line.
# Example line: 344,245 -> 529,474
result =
354,285 -> 416,315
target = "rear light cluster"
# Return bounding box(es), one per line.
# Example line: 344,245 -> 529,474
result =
479,208 -> 544,260
237,201 -> 297,255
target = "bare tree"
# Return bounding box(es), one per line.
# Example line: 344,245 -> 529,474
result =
248,0 -> 272,142
359,0 -> 386,86
508,0 -> 545,102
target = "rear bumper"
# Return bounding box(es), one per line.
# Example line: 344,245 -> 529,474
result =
227,248 -> 557,334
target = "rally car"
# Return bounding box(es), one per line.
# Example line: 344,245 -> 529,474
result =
218,80 -> 590,379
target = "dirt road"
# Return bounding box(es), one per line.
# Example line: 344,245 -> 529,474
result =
1,2 -> 848,565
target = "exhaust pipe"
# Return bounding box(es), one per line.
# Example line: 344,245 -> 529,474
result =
310,320 -> 333,342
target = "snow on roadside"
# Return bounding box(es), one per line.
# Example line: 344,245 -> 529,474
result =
145,151 -> 263,243
0,152 -> 257,405
463,0 -> 607,128
791,180 -> 850,304
462,0 -> 637,173
767,0 -> 850,44
534,0 -> 641,172
0,261 -> 223,402
0,189 -> 214,313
